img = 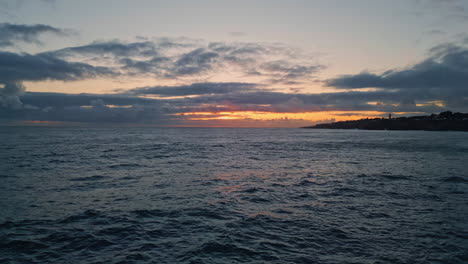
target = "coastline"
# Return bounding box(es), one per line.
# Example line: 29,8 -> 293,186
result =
303,111 -> 468,131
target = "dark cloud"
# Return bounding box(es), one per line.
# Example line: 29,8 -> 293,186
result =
119,57 -> 171,75
326,44 -> 468,96
48,41 -> 158,58
168,89 -> 450,114
261,61 -> 321,77
0,23 -> 68,47
0,51 -> 114,84
0,82 -> 25,109
171,48 -> 219,76
42,39 -> 322,82
20,92 -> 154,109
10,33 -> 461,125
1,85 -> 459,125
128,82 -> 259,97
0,36 -> 325,121
259,60 -> 324,83
2,103 -> 168,124
44,40 -> 192,78
0,51 -> 115,110
208,42 -> 266,55
0,92 -> 172,124
323,43 -> 468,114
2,37 -> 466,125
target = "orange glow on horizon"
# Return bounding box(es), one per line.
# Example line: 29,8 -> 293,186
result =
14,120 -> 68,126
174,110 -> 388,122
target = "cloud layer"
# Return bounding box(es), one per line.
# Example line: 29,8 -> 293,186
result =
43,39 -> 323,83
325,42 -> 468,114
1,23 -> 467,126
326,43 -> 468,94
127,82 -> 260,97
0,23 -> 68,47
0,51 -> 113,84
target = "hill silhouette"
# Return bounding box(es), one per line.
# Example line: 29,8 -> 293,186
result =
303,111 -> 468,131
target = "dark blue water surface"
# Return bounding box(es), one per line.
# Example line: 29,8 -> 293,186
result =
1,127 -> 467,264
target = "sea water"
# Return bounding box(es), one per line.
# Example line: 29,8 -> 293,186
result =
1,127 -> 467,263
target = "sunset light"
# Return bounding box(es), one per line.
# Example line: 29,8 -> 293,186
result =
2,1 -> 467,263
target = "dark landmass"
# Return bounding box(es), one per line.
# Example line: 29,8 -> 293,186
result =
303,111 -> 468,131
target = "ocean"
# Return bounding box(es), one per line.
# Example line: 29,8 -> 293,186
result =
1,127 -> 467,264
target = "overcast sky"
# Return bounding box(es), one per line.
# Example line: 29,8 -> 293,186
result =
1,0 -> 467,127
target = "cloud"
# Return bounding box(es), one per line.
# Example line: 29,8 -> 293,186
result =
0,23 -> 69,47
42,39 -> 323,83
261,61 -> 322,78
20,92 -> 155,109
127,82 -> 260,97
0,51 -> 114,84
323,42 -> 468,114
0,50 -> 115,110
0,82 -> 25,109
171,48 -> 220,76
1,84 -> 460,125
0,92 -> 171,124
48,40 -> 159,58
0,36 -> 325,118
258,60 -> 324,84
326,43 -> 468,96
208,42 -> 266,55
165,89 -> 449,114
8,34 -> 463,125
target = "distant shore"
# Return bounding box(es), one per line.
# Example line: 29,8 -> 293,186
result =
303,111 -> 468,131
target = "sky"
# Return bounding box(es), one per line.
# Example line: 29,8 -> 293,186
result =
1,0 -> 468,127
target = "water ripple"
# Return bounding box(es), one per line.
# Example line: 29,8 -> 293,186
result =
0,127 -> 467,263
